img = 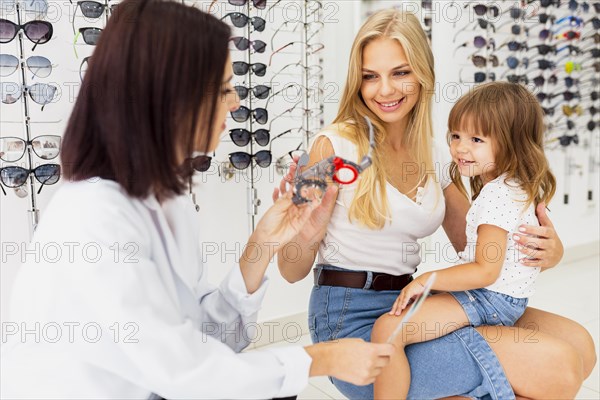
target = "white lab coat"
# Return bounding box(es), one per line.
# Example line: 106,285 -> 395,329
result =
1,179 -> 311,399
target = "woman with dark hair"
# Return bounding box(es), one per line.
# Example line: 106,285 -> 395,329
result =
0,1 -> 395,398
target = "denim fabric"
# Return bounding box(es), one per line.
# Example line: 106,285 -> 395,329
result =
308,265 -> 515,400
450,289 -> 528,327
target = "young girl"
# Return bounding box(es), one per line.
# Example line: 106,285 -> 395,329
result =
371,81 -> 557,400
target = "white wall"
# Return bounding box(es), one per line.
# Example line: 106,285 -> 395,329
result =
2,0 -> 599,328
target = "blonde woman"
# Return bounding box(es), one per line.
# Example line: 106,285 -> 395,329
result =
277,9 -> 595,399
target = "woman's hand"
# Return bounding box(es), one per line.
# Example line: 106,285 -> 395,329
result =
253,191 -> 317,252
390,279 -> 425,315
305,339 -> 395,386
513,202 -> 564,269
272,157 -> 338,243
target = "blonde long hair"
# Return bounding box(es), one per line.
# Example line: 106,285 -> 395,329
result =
332,9 -> 436,229
448,82 -> 556,208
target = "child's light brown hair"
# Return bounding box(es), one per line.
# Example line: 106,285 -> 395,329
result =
447,82 -> 556,208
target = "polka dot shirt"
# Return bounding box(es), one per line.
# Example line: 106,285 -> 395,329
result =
458,174 -> 540,298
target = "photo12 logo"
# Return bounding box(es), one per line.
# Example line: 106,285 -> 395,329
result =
2,321 -> 139,344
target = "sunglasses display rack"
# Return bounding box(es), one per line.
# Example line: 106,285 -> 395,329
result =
71,0 -> 117,79
212,0 -> 325,231
450,0 -> 600,206
0,1 -> 60,238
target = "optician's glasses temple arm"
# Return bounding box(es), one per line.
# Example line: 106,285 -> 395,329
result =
264,83 -> 302,104
267,101 -> 303,131
268,129 -> 293,152
73,30 -> 82,59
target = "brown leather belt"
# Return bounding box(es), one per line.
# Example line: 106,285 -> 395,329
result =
314,268 -> 413,291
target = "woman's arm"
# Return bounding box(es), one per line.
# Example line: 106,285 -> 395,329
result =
276,136 -> 339,283
441,183 -> 470,252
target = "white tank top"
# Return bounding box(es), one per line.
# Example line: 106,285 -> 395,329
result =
312,129 -> 452,275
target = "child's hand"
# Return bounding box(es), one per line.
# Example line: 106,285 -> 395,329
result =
389,279 -> 425,316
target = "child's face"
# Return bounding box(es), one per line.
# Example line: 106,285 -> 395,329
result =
449,127 -> 496,183
360,38 -> 421,131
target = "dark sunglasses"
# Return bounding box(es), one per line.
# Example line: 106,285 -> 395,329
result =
538,13 -> 557,24
587,17 -> 600,30
537,91 -> 580,102
532,59 -> 557,70
582,32 -> 600,44
0,163 -> 60,195
538,28 -> 552,40
230,37 -> 266,53
231,106 -> 268,124
0,54 -> 53,78
548,120 -> 576,130
506,56 -> 529,69
508,24 -> 528,35
467,3 -> 499,17
454,36 -> 494,55
221,13 -> 265,32
499,40 -> 528,51
558,134 -> 579,146
566,0 -> 593,11
70,1 -> 117,18
532,74 -> 559,87
228,0 -> 267,9
234,85 -> 270,100
469,54 -> 499,67
229,150 -> 271,170
505,7 -> 529,19
540,0 -> 561,7
229,128 -> 270,147
184,154 -> 212,173
530,44 -> 556,55
506,74 -> 530,84
0,19 -> 52,50
75,27 -> 102,45
542,106 -> 556,116
473,18 -> 496,31
459,70 -> 495,84
232,61 -> 266,77
0,135 -> 61,162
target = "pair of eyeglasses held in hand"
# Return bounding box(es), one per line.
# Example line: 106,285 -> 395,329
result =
291,116 -> 375,205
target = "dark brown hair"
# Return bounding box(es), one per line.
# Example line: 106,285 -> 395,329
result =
447,82 -> 556,208
61,0 -> 231,199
